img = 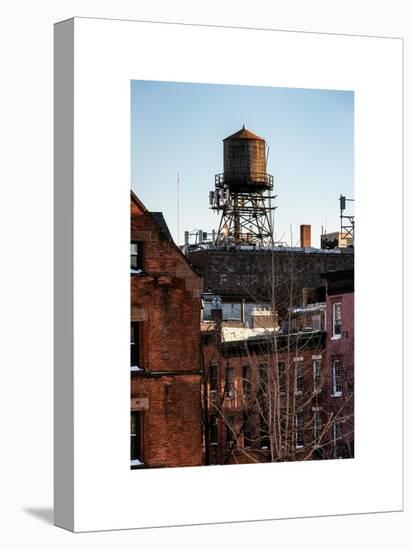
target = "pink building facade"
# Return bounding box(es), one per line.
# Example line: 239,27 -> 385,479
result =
323,269 -> 354,458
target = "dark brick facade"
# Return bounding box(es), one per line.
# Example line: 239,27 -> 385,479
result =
187,248 -> 354,313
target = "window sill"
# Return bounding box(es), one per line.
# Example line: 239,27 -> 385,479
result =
331,335 -> 342,340
130,269 -> 144,275
331,392 -> 343,398
131,366 -> 144,373
130,459 -> 145,469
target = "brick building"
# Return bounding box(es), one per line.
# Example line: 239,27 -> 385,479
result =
202,327 -> 327,464
199,267 -> 354,465
130,191 -> 203,468
201,302 -> 329,464
322,269 -> 354,458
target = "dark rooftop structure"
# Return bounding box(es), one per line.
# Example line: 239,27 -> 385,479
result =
187,247 -> 354,312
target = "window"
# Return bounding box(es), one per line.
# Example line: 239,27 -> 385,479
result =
332,302 -> 342,337
259,363 -> 268,396
295,363 -> 304,394
312,314 -> 322,331
332,420 -> 342,458
242,365 -> 251,397
210,415 -> 218,446
313,411 -> 322,443
131,411 -> 143,464
222,302 -> 242,321
242,412 -> 252,448
131,241 -> 143,271
225,367 -> 234,399
332,359 -> 343,396
278,362 -> 286,395
202,303 -> 212,321
130,321 -> 141,369
226,416 -> 235,447
313,360 -> 322,393
209,363 -> 218,393
295,414 -> 304,448
202,297 -> 221,321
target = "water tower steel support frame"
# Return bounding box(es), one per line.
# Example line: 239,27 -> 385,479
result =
213,189 -> 276,245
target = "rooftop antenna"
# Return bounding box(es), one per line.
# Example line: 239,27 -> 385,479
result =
177,173 -> 180,245
339,194 -> 355,245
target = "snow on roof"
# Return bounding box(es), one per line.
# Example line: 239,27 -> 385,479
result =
221,326 -> 276,343
291,303 -> 326,315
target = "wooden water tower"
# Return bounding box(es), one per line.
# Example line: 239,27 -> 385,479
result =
210,126 -> 276,245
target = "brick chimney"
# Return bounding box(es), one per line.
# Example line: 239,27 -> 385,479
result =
300,224 -> 311,248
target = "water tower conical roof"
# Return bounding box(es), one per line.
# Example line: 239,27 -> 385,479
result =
223,125 -> 265,141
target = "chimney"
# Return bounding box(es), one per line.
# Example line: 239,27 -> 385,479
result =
300,224 -> 311,248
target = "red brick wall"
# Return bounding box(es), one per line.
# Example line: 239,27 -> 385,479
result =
131,193 -> 203,467
131,375 -> 202,467
324,290 -> 355,457
202,337 -> 328,464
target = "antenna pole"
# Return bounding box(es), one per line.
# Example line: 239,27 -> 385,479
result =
177,173 -> 180,245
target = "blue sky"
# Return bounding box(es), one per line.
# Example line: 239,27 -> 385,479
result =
131,80 -> 354,247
